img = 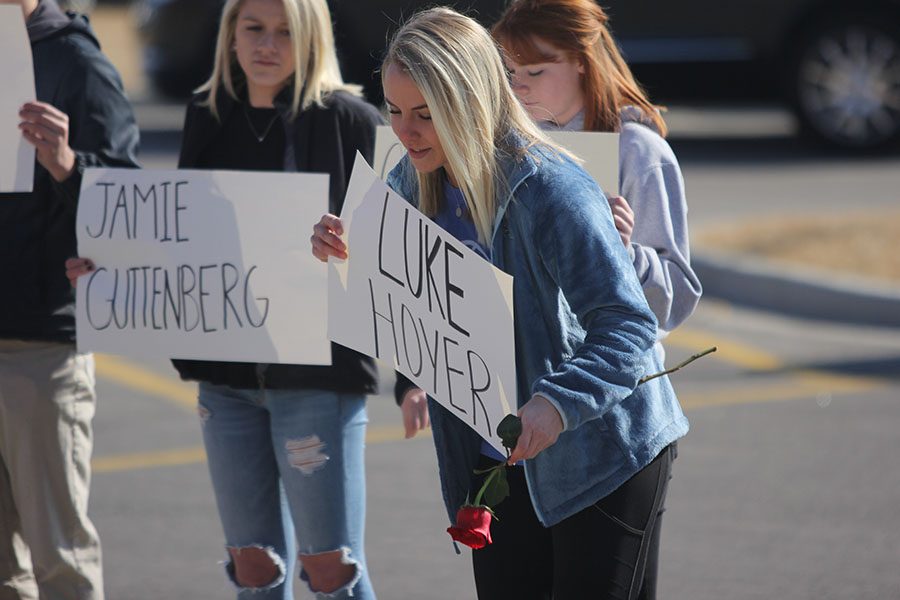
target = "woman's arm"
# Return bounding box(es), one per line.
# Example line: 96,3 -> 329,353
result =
622,147 -> 702,335
530,175 -> 658,433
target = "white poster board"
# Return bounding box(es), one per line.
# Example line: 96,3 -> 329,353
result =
549,130 -> 620,196
75,168 -> 331,364
0,6 -> 35,193
328,154 -> 517,453
373,125 -> 619,195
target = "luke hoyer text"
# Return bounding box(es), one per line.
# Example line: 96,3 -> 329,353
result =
82,180 -> 269,332
369,191 -> 494,433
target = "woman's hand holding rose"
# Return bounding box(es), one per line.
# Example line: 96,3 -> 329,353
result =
506,394 -> 564,464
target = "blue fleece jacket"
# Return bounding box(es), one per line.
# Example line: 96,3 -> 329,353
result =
387,138 -> 688,526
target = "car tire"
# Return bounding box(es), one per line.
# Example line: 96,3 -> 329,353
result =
788,13 -> 900,152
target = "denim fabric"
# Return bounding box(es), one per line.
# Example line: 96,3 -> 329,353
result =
198,383 -> 373,599
387,140 -> 689,527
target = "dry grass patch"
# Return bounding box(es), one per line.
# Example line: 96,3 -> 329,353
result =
695,211 -> 900,285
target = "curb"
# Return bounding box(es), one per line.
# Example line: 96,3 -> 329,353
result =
693,251 -> 900,328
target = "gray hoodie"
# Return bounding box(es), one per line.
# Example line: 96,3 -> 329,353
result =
618,106 -> 701,337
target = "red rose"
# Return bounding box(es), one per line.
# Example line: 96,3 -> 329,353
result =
447,505 -> 493,549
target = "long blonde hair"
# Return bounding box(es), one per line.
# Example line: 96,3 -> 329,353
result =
382,7 -> 554,244
493,0 -> 668,136
198,0 -> 360,120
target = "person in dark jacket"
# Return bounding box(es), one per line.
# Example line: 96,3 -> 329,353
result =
0,0 -> 139,598
69,0 -> 381,598
179,1 -> 381,596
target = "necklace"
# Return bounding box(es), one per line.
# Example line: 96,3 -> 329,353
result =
243,105 -> 280,143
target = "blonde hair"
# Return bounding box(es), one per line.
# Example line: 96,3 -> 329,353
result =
383,7 -> 556,244
198,0 -> 360,120
493,0 -> 667,136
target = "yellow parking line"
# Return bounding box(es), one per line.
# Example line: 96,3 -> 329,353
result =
667,328 -> 890,388
366,425 -> 410,444
794,369 -> 885,392
92,425 -> 415,474
95,354 -> 196,411
666,327 -> 887,409
93,447 -> 206,473
665,329 -> 781,371
679,376 -> 878,411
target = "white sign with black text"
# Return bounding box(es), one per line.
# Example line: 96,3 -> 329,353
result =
328,153 -> 517,453
75,168 -> 331,364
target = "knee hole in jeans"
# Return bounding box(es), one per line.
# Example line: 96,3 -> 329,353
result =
226,545 -> 285,590
299,548 -> 360,595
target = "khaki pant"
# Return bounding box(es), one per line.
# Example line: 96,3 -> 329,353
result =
0,340 -> 103,600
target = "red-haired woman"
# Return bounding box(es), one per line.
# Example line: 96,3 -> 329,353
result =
492,0 -> 701,344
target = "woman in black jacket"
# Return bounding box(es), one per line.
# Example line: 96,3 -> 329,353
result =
70,0 -> 381,598
173,1 -> 381,598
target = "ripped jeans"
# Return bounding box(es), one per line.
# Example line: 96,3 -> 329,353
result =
198,383 -> 374,599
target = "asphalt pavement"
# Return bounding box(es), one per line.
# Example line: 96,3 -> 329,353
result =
90,301 -> 900,600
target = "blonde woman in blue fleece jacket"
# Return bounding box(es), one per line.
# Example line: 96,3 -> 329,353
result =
399,0 -> 703,457
312,8 -> 688,599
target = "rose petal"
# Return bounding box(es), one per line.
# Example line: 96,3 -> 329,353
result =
447,526 -> 489,549
455,506 -> 493,529
447,506 -> 494,549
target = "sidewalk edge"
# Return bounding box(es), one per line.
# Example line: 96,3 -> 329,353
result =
693,252 -> 900,328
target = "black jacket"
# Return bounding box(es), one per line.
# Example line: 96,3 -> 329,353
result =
0,0 -> 140,343
171,87 -> 383,393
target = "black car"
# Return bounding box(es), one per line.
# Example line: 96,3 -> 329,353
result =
605,0 -> 900,151
135,0 -> 900,151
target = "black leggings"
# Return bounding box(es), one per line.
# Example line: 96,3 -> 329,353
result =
471,443 -> 676,600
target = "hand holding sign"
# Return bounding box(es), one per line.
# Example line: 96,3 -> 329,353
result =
607,195 -> 635,248
65,257 -> 95,287
19,101 -> 76,183
311,214 -> 348,261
